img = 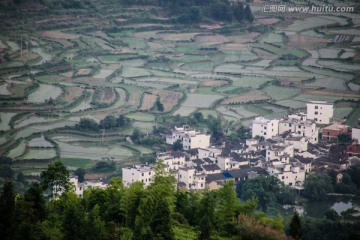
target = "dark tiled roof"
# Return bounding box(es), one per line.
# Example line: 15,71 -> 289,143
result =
295,156 -> 313,164
203,158 -> 214,164
202,164 -> 221,171
171,150 -> 186,158
206,173 -> 231,183
186,148 -> 199,156
192,159 -> 204,165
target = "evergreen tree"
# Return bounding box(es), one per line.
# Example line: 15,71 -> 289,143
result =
232,2 -> 244,22
151,198 -> 174,240
0,181 -> 15,240
289,211 -> 302,240
244,4 -> 254,22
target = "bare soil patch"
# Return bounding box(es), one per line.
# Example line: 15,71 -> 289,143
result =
221,90 -> 270,104
257,18 -> 280,25
302,90 -> 360,98
159,32 -> 201,41
195,35 -> 230,46
75,68 -> 92,76
152,90 -> 183,112
41,31 -> 80,40
200,24 -> 223,30
288,35 -> 328,50
60,86 -> 83,102
60,71 -> 74,78
139,93 -> 157,110
199,80 -> 228,87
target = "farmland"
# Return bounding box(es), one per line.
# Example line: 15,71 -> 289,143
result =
0,0 -> 359,180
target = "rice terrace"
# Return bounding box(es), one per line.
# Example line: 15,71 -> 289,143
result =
0,0 -> 359,183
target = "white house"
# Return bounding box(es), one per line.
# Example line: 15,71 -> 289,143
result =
352,127 -> 360,143
166,125 -> 211,150
267,161 -> 306,187
285,137 -> 308,152
266,143 -> 294,162
251,117 -> 279,139
122,164 -> 154,187
279,114 -> 318,144
306,101 -> 334,124
216,155 -> 233,171
157,151 -> 186,171
178,167 -> 206,190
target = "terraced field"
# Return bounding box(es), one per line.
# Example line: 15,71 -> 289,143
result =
0,0 -> 359,180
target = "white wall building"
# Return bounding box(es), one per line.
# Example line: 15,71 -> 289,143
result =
122,164 -> 154,187
352,127 -> 360,143
266,143 -> 294,162
306,101 -> 334,124
251,117 -> 279,139
279,114 -> 318,144
157,151 -> 186,171
285,137 -> 308,152
267,162 -> 306,187
166,125 -> 211,150
178,167 -> 206,190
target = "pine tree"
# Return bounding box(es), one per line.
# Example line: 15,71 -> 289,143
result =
0,181 -> 15,240
244,4 -> 254,22
289,211 -> 302,240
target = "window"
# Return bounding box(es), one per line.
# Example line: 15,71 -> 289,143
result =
315,111 -> 318,115
142,173 -> 144,176
149,172 -> 151,175
315,106 -> 318,109
282,176 -> 284,179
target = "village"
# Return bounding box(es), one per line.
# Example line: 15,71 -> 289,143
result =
67,100 -> 360,195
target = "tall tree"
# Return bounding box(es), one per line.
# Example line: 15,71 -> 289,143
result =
244,4 -> 254,22
288,211 -> 302,240
40,161 -> 70,197
0,181 -> 15,240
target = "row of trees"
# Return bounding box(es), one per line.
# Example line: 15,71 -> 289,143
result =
0,161 -> 290,240
76,114 -> 131,131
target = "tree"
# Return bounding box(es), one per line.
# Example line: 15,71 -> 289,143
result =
0,181 -> 15,240
173,139 -> 183,151
244,4 -> 254,22
303,173 -> 333,201
288,211 -> 302,240
236,175 -> 291,212
74,168 -> 86,182
151,198 -> 174,240
232,2 -> 244,22
348,164 -> 360,188
77,118 -> 99,131
131,128 -> 143,143
117,115 -> 131,128
100,115 -> 117,129
155,98 -> 164,112
40,161 -> 70,197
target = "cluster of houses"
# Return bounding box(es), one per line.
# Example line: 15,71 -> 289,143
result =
67,100 -> 360,194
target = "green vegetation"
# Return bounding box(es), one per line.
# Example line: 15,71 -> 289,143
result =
0,162 -> 291,240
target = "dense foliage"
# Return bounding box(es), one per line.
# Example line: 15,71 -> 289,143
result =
76,115 -> 131,131
0,162 -> 290,240
236,175 -> 296,212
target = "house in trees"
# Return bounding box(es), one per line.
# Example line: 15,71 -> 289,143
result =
122,164 -> 154,187
321,123 -> 350,142
157,151 -> 186,171
166,125 -> 211,150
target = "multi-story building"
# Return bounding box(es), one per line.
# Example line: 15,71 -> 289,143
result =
122,164 -> 154,187
166,125 -> 211,150
306,101 -> 334,124
321,123 -> 349,141
267,161 -> 306,187
157,151 -> 186,171
251,117 -> 279,139
266,143 -> 294,162
178,167 -> 206,190
279,114 -> 318,144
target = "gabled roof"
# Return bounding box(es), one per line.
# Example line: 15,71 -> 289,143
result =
192,159 -> 204,165
202,164 -> 221,171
